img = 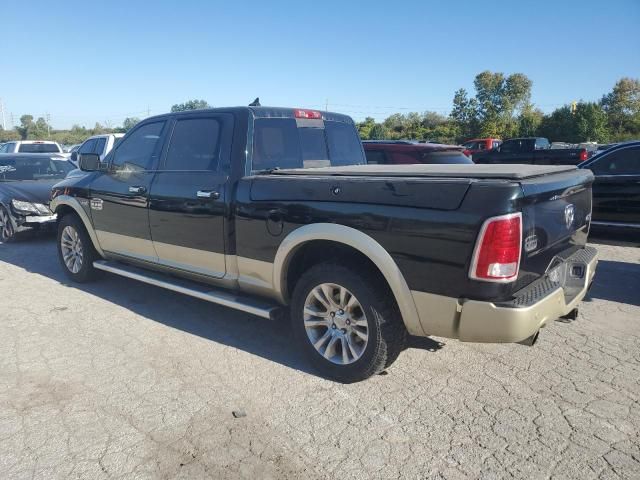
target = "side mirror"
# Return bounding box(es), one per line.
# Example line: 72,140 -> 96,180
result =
78,153 -> 101,171
70,151 -> 78,163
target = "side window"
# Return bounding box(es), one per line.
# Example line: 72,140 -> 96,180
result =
493,141 -> 501,149
365,150 -> 387,164
592,148 -> 640,175
94,137 -> 107,155
390,151 -> 419,164
0,144 -> 7,153
78,139 -> 97,154
112,122 -> 164,171
500,141 -> 519,153
165,118 -> 221,171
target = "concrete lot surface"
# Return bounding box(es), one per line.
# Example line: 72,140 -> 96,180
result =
0,234 -> 639,479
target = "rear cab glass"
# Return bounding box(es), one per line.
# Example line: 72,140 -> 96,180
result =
18,143 -> 61,153
252,116 -> 365,171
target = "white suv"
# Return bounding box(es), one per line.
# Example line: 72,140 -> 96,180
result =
0,140 -> 64,154
70,133 -> 125,165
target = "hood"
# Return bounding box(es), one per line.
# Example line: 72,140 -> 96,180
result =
0,180 -> 57,204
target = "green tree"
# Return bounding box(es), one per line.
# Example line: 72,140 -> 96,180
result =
574,102 -> 609,142
450,88 -> 478,141
33,117 -> 50,138
601,77 -> 640,138
170,99 -> 210,112
368,123 -> 388,140
356,117 -> 376,139
122,117 -> 140,132
16,115 -> 34,140
517,107 -> 544,137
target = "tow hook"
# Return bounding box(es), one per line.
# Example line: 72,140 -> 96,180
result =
518,330 -> 540,347
560,308 -> 579,321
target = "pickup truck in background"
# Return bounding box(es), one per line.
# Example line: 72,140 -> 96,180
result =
473,137 -> 589,165
70,133 -> 125,166
462,138 -> 502,160
0,140 -> 66,155
50,107 -> 598,382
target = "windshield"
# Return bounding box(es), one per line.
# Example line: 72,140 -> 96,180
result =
252,118 -> 365,171
18,143 -> 61,153
0,158 -> 74,181
418,150 -> 473,164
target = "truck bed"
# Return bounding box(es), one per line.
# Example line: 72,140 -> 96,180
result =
270,164 -> 578,180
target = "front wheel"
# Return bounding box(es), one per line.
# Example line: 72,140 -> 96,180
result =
0,206 -> 15,243
57,214 -> 99,282
291,262 -> 406,383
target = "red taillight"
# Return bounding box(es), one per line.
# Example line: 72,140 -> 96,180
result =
294,109 -> 322,119
579,149 -> 588,161
469,213 -> 522,282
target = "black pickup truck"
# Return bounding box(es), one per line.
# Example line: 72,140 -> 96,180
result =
50,107 -> 598,382
473,137 -> 589,165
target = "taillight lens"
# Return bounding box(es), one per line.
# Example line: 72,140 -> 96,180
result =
469,213 -> 522,282
579,149 -> 588,161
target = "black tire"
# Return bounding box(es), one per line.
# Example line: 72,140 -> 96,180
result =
57,213 -> 99,282
0,205 -> 16,243
291,262 -> 407,383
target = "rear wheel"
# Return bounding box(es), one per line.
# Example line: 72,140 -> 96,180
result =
57,214 -> 98,282
0,206 -> 15,243
291,262 -> 406,382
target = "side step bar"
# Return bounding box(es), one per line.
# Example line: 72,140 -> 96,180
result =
93,260 -> 280,320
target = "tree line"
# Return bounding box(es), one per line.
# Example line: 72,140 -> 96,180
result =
357,74 -> 639,145
2,77 -> 639,146
0,99 -> 211,144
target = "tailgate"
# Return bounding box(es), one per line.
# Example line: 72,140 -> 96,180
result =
516,169 -> 594,286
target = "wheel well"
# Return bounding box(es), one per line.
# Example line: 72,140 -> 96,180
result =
284,240 -> 394,303
55,205 -> 76,221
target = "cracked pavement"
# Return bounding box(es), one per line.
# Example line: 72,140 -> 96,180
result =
0,232 -> 639,479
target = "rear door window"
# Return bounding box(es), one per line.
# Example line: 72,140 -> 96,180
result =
164,117 -> 221,171
94,137 -> 107,155
419,151 -> 473,164
591,147 -> 640,175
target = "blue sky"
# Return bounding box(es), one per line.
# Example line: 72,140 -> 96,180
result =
2,0 -> 639,129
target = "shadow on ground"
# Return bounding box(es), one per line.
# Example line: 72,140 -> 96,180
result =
0,234 -> 443,380
586,259 -> 640,307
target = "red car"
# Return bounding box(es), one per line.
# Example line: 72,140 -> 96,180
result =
462,138 -> 502,160
363,141 -> 473,165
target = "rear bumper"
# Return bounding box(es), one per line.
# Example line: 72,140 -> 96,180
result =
411,246 -> 598,343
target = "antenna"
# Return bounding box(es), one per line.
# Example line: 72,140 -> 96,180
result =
249,97 -> 261,107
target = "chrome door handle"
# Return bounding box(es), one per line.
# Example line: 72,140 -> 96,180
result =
197,190 -> 220,199
128,186 -> 146,194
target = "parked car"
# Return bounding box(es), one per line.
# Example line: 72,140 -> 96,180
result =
461,138 -> 501,160
363,140 -> 472,164
0,154 -> 74,242
579,141 -> 640,229
50,106 -> 598,382
70,133 -> 124,166
473,137 -> 589,165
0,140 -> 65,154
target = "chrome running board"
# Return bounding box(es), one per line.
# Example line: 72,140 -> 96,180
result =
93,260 -> 279,320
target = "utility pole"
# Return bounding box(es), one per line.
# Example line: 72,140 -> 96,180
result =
0,98 -> 5,130
147,106 -> 150,117
46,113 -> 51,138
325,99 -> 329,112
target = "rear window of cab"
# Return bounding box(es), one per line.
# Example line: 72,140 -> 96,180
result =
252,118 -> 365,171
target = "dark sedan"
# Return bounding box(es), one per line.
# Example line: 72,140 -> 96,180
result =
579,141 -> 640,229
0,154 -> 74,242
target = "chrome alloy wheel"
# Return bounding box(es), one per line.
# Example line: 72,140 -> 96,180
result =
0,208 -> 14,242
303,283 -> 369,365
60,225 -> 84,274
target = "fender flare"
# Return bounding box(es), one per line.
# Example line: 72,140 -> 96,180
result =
272,223 -> 425,336
50,195 -> 105,257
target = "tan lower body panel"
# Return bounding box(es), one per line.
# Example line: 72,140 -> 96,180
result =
95,230 -> 157,263
412,253 -> 598,343
153,241 -> 225,278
